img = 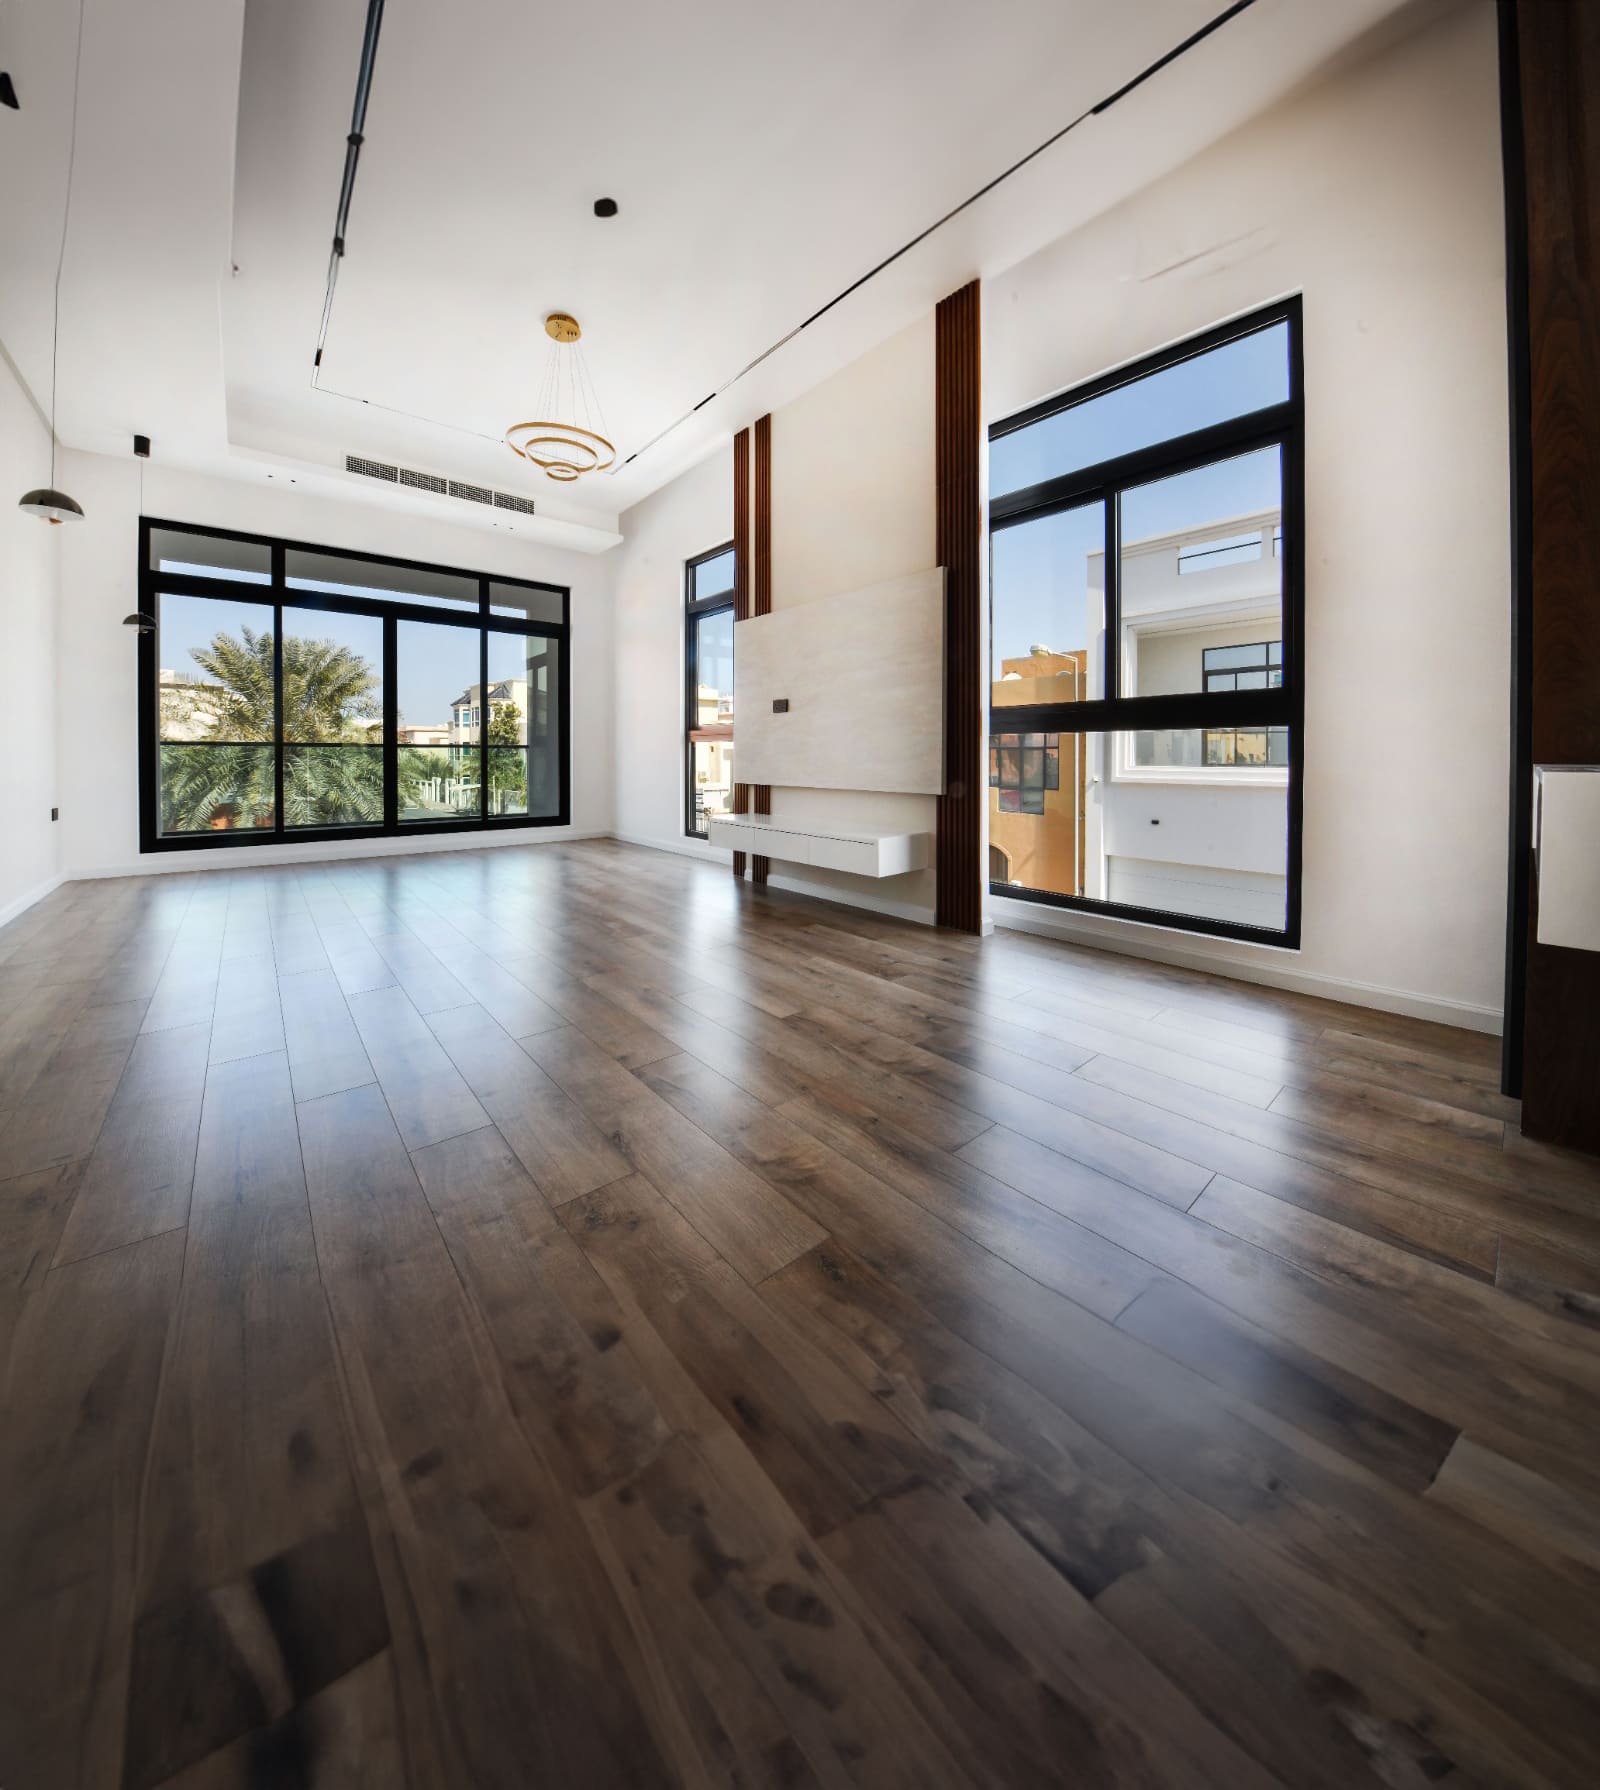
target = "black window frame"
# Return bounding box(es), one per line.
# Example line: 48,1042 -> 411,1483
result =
684,541 -> 736,840
138,516 -> 571,852
987,295 -> 1305,948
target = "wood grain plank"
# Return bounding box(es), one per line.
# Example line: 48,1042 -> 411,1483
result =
411,1126 -> 670,1497
296,1084 -> 671,1787
425,1004 -> 630,1202
520,1026 -> 824,1282
565,1172 -> 941,1535
1427,1433 -> 1600,1577
278,967 -> 375,1104
342,984 -> 488,1150
0,1230 -> 184,1790
0,1160 -> 85,1378
125,1051 -> 381,1790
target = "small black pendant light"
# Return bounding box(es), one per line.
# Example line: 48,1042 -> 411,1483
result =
19,0 -> 87,524
123,436 -> 155,632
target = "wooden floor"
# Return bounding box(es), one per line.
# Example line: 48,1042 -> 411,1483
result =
2,842 -> 1599,1789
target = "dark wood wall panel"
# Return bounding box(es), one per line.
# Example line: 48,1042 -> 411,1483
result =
935,280 -> 983,933
731,426 -> 751,879
752,415 -> 773,883
1514,0 -> 1600,1152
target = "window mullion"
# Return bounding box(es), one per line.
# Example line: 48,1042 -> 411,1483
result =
271,542 -> 285,836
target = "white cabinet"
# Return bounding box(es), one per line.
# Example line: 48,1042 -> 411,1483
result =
1535,766 -> 1600,951
708,815 -> 931,879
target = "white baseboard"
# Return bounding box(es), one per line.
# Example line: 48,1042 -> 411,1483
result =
610,829 -> 729,866
607,834 -> 938,927
764,871 -> 936,927
989,895 -> 1502,1035
65,827 -> 611,882
0,870 -> 67,930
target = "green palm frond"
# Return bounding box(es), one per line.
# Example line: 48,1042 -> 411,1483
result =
165,628 -> 386,830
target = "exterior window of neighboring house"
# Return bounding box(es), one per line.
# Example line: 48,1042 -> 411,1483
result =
141,521 -> 569,849
989,732 -> 1061,814
1203,642 -> 1287,767
685,543 -> 736,839
986,297 -> 1304,945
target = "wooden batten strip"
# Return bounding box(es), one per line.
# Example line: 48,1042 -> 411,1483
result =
731,426 -> 752,878
752,414 -> 773,883
935,280 -> 983,933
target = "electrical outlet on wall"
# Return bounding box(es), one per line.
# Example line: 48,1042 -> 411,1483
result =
51,807 -> 59,821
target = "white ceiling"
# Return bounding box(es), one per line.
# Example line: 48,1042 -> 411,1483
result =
1,0 -> 1412,550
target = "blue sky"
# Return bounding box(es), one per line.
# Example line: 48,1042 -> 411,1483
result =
989,321 -> 1288,671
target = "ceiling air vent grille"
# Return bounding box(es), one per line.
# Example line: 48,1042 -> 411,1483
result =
346,454 -> 397,482
343,455 -> 533,518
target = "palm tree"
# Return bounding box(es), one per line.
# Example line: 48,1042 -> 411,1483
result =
159,624 -> 386,832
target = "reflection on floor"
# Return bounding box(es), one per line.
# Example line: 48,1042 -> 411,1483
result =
2,839 -> 1598,1788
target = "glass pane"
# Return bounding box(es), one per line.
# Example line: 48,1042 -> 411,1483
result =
489,581 -> 564,623
485,629 -> 560,818
488,748 -> 528,817
149,527 -> 271,584
398,620 -> 480,822
282,608 -> 383,743
1204,642 -> 1270,672
525,638 -> 561,819
486,631 -> 535,745
691,608 -> 735,731
158,745 -> 276,835
692,548 -> 735,601
690,739 -> 735,836
991,321 -> 1290,498
287,549 -> 478,611
990,729 -> 1289,931
398,745 -> 481,823
1119,446 -> 1282,698
991,500 -> 1104,710
158,594 -> 275,742
284,745 -> 384,829
1104,729 -> 1288,929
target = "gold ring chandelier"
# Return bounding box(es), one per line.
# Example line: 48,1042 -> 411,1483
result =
505,312 -> 616,483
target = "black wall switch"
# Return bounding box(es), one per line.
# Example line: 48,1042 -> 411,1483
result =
773,698 -> 789,713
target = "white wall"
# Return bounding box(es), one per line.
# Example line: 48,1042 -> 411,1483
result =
610,320 -> 941,927
0,345 -> 62,925
610,448 -> 730,859
985,0 -> 1509,1027
54,449 -> 615,876
768,314 -> 940,919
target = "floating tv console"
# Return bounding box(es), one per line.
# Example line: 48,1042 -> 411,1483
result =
708,814 -> 931,879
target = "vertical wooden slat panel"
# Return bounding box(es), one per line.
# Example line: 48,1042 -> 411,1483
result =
731,427 -> 752,879
935,280 -> 983,933
752,414 -> 773,883
1515,0 -> 1600,1149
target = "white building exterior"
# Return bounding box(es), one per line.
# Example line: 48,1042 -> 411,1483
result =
1085,506 -> 1288,930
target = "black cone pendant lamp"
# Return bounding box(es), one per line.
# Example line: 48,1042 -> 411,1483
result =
19,0 -> 86,525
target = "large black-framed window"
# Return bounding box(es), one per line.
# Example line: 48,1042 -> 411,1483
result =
684,542 -> 735,839
138,517 -> 570,852
987,297 -> 1304,947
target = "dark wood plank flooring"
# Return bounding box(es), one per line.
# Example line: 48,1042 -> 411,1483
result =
2,839 -> 1598,1789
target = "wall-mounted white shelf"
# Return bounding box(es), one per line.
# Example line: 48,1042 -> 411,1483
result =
708,814 -> 931,879
1534,765 -> 1600,951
